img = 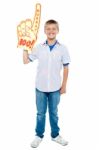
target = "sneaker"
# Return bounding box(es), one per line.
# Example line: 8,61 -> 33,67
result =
31,136 -> 42,148
52,135 -> 68,146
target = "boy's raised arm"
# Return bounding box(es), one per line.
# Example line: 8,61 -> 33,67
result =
23,50 -> 30,64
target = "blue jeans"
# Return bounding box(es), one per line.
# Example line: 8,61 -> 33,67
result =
35,88 -> 60,138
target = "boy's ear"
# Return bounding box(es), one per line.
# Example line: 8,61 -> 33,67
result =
44,28 -> 46,34
44,27 -> 46,34
57,29 -> 59,34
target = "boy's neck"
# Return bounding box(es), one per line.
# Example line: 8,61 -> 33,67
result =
47,38 -> 56,45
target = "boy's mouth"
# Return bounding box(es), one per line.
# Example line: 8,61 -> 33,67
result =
49,33 -> 55,36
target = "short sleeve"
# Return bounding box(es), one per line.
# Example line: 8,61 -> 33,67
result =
61,46 -> 71,66
28,45 -> 39,62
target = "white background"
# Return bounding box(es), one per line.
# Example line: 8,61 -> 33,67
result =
0,0 -> 99,150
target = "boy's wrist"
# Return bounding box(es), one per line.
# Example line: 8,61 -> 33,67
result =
24,49 -> 27,51
62,82 -> 66,87
23,50 -> 28,54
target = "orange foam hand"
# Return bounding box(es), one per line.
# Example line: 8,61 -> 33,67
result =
17,3 -> 41,52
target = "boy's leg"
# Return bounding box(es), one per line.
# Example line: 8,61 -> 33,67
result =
48,90 -> 60,138
35,88 -> 48,138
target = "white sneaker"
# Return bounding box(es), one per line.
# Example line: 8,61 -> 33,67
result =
52,135 -> 68,146
31,136 -> 42,148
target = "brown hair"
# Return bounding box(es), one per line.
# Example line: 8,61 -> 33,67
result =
45,19 -> 59,30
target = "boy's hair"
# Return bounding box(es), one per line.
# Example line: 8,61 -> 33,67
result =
45,19 -> 59,30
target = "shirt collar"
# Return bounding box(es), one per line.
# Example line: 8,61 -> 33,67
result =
43,40 -> 60,46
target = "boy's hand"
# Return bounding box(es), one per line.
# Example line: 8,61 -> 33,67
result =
60,85 -> 66,94
17,3 -> 41,52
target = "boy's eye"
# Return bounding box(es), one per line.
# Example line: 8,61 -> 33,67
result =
46,28 -> 50,31
47,28 -> 56,31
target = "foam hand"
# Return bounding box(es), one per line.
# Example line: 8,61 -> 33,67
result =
17,3 -> 41,52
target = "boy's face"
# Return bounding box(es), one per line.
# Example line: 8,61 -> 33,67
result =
44,24 -> 59,40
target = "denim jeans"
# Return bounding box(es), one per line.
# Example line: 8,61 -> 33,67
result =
35,88 -> 60,138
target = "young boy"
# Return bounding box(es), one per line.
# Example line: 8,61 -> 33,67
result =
23,20 -> 70,148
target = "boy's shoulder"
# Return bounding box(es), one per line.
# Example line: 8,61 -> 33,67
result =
57,42 -> 68,48
34,43 -> 46,49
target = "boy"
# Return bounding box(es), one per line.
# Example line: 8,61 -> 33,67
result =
23,20 -> 70,148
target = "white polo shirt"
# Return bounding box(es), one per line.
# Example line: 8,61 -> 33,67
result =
29,41 -> 70,92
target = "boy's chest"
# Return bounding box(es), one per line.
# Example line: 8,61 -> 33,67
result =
38,47 -> 62,63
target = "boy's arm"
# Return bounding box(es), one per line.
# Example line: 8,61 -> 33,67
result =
60,66 -> 69,94
23,46 -> 39,64
23,50 -> 30,64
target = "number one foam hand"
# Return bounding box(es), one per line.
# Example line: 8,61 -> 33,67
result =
17,3 -> 41,52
